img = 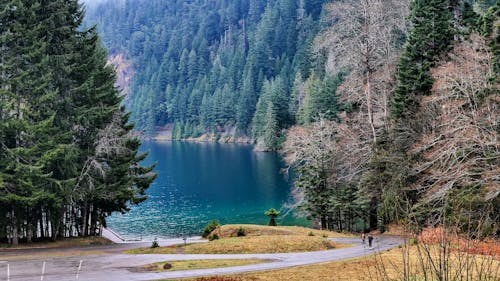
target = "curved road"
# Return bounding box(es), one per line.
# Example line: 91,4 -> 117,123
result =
0,236 -> 402,281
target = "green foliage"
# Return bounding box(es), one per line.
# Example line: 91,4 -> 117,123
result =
202,220 -> 220,238
445,185 -> 498,238
237,227 -> 246,237
409,238 -> 418,245
264,208 -> 280,217
252,76 -> 292,150
298,74 -> 342,124
264,208 -> 280,226
84,0 -> 323,141
461,2 -> 480,30
151,238 -> 159,248
209,233 -> 220,241
391,0 -> 455,118
478,3 -> 499,83
0,0 -> 155,244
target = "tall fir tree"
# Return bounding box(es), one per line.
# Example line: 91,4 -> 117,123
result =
391,0 -> 454,118
0,0 -> 155,244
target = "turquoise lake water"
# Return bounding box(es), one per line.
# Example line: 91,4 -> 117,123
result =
107,141 -> 308,239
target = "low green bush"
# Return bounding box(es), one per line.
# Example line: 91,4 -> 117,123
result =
237,227 -> 246,237
202,220 -> 220,238
151,238 -> 159,248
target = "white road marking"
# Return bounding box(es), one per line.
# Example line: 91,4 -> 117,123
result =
41,261 -> 46,281
76,260 -> 83,279
7,263 -> 10,281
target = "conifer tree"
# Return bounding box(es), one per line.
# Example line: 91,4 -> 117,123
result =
0,0 -> 155,244
391,0 -> 454,118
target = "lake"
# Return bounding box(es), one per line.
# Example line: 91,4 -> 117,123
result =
107,141 -> 308,240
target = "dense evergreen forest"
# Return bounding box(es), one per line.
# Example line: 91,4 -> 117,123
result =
85,0 -> 498,234
0,0 -> 497,246
84,0 -> 337,149
0,0 -> 155,245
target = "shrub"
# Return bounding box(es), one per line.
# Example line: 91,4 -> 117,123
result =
237,227 -> 246,237
209,233 -> 219,241
202,220 -> 220,238
151,238 -> 159,248
264,208 -> 280,226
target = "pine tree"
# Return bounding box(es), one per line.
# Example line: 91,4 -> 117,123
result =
262,103 -> 279,150
0,0 -> 155,243
391,0 -> 454,118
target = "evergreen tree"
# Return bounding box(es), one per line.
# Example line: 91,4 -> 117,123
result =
262,103 -> 279,150
0,0 -> 155,244
391,0 -> 454,118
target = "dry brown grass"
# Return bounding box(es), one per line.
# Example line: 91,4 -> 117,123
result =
179,244 -> 499,281
126,225 -> 350,255
140,259 -> 267,272
126,235 -> 337,255
2,250 -> 106,260
0,236 -> 112,249
212,224 -> 353,239
183,235 -> 336,254
178,257 -> 376,281
125,246 -> 177,254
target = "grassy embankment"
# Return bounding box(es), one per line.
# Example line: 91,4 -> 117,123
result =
189,244 -> 499,281
0,236 -> 112,249
176,227 -> 500,281
126,224 -> 353,255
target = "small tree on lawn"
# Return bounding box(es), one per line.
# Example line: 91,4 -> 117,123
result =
265,208 -> 280,226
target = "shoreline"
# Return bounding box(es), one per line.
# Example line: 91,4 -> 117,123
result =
102,227 -> 203,244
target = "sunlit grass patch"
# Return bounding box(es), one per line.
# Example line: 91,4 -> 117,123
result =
141,259 -> 268,272
125,224 -> 353,255
187,243 -> 499,281
183,235 -> 336,254
215,224 -> 353,238
126,235 -> 337,255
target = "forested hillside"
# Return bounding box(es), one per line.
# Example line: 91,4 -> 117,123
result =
84,0 -> 498,233
84,0 -> 335,149
284,0 -> 498,232
0,0 -> 155,245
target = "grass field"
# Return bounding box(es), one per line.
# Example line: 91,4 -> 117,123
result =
0,236 -> 112,249
140,259 -> 268,272
179,239 -> 500,281
125,224 -> 350,255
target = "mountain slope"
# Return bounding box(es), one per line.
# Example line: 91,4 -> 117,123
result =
84,0 -> 329,148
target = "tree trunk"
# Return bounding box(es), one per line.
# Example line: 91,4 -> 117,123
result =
82,202 -> 88,237
366,72 -> 377,143
39,211 -> 45,239
12,209 -> 19,246
26,210 -> 32,243
320,216 -> 327,230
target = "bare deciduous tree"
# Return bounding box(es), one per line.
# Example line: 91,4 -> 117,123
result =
315,0 -> 409,143
410,34 -> 499,209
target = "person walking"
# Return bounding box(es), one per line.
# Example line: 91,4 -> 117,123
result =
368,234 -> 374,248
361,233 -> 366,244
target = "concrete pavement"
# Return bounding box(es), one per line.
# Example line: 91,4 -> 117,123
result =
0,236 -> 402,281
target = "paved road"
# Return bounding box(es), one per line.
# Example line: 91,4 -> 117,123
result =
0,236 -> 402,281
